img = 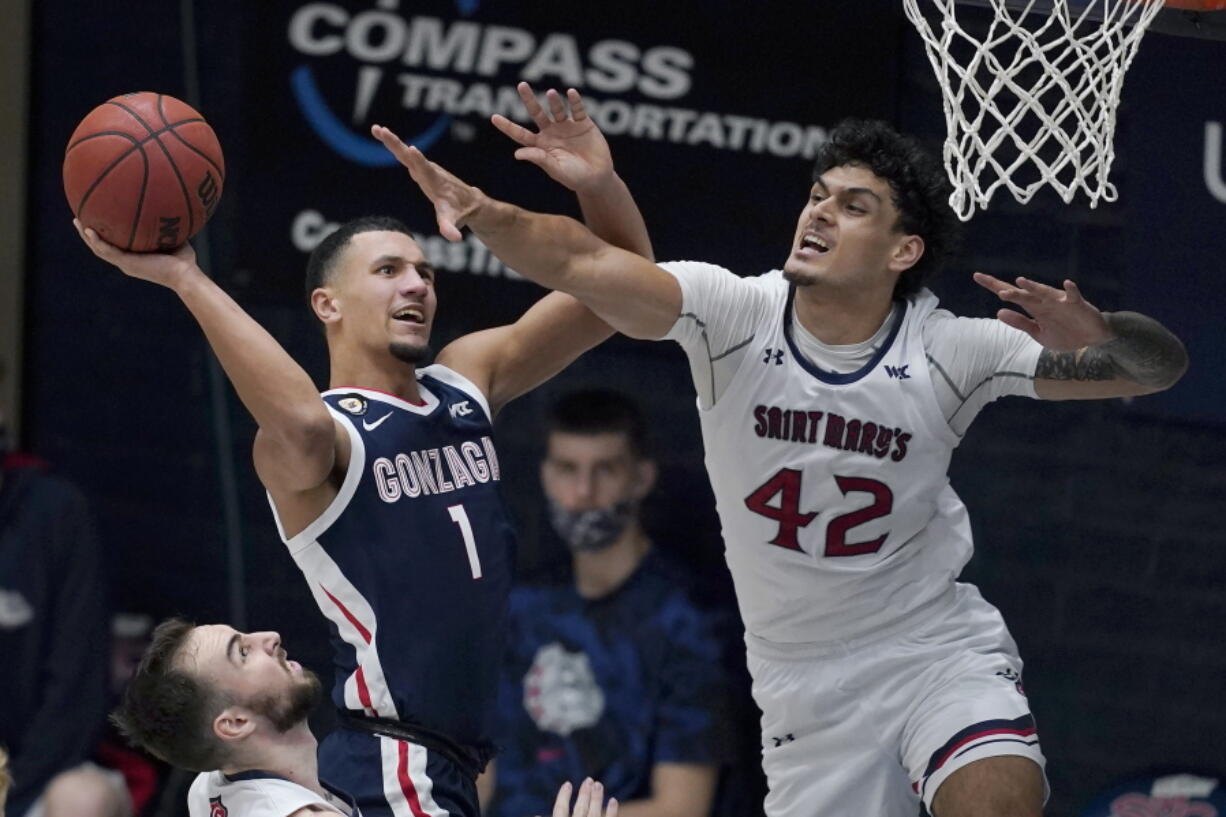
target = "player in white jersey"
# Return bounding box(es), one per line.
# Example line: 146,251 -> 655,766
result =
114,618 -> 621,817
374,117 -> 1188,817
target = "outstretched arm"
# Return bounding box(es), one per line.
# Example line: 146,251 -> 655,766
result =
75,222 -> 339,493
973,273 -> 1188,400
371,131 -> 680,342
492,83 -> 653,260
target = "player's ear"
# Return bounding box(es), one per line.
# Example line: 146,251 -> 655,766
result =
889,234 -> 924,274
213,707 -> 256,743
311,287 -> 341,325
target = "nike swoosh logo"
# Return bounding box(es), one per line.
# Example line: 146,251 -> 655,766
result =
363,412 -> 393,432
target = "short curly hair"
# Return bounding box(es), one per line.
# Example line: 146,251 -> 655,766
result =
812,120 -> 960,298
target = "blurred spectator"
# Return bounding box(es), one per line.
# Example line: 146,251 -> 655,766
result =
0,380 -> 130,817
480,389 -> 733,817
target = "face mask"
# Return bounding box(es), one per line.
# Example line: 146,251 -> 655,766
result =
548,497 -> 637,553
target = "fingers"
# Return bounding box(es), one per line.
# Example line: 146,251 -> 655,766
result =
74,219 -> 118,262
996,308 -> 1041,338
517,81 -> 550,129
1063,279 -> 1084,303
513,146 -> 550,167
546,88 -> 567,122
572,778 -> 593,817
490,113 -> 537,147
566,88 -> 588,122
972,271 -> 1010,295
1012,276 -> 1060,297
973,272 -> 1051,308
371,124 -> 415,167
605,797 -> 618,817
436,210 -> 463,243
551,781 -> 572,817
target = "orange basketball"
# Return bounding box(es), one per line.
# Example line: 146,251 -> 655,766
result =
63,92 -> 225,252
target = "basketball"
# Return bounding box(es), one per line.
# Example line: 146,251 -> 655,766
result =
63,92 -> 225,252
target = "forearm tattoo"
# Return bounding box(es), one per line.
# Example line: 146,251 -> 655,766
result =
1035,311 -> 1189,388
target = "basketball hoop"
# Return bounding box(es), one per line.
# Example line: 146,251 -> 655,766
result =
902,0 -> 1169,220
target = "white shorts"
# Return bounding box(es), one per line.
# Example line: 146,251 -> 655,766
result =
746,583 -> 1047,817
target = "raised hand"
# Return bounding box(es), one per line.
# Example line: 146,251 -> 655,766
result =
546,778 -> 619,817
973,272 -> 1113,352
492,83 -> 613,194
372,124 -> 484,242
74,218 -> 199,289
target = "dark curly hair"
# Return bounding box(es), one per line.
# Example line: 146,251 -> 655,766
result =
304,215 -> 416,305
111,618 -> 233,771
812,120 -> 960,298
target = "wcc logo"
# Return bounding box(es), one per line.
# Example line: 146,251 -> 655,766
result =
884,364 -> 910,380
209,797 -> 228,817
287,1 -> 480,167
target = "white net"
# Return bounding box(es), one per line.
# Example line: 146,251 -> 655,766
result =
902,0 -> 1166,220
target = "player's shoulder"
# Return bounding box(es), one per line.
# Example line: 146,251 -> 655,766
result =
189,772 -> 339,817
659,260 -> 785,287
417,364 -> 491,413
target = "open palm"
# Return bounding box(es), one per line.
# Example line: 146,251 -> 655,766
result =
973,272 -> 1113,351
491,83 -> 613,193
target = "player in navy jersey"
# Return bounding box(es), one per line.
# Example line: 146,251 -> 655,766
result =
76,84 -> 647,817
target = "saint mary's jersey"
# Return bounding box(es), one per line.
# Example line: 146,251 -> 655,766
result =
663,267 -> 976,645
188,770 -> 357,817
267,365 -> 514,752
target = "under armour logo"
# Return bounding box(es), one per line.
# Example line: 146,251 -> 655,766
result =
884,364 -> 911,380
450,401 -> 474,417
763,348 -> 784,365
770,733 -> 795,748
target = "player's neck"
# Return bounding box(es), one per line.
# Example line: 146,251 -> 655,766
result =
222,723 -> 328,798
792,285 -> 895,346
572,523 -> 650,600
328,348 -> 423,403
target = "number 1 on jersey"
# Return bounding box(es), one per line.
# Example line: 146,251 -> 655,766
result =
447,504 -> 483,579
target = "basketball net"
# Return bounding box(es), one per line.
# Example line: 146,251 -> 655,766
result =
902,0 -> 1166,220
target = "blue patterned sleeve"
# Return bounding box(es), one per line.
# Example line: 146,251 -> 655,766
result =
653,594 -> 735,766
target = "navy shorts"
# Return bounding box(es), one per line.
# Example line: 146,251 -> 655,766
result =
319,725 -> 480,817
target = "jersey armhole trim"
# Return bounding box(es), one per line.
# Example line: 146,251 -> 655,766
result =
268,407 -> 367,555
418,364 -> 493,423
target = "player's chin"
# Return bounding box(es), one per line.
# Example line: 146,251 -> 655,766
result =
782,263 -> 819,287
389,339 -> 433,365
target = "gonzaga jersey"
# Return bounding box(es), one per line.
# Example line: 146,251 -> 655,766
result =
188,770 -> 357,817
268,365 -> 514,751
676,272 -> 971,644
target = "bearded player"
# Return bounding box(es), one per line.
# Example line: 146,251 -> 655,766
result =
113,618 -> 620,817
77,84 -> 649,817
375,118 -> 1188,817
